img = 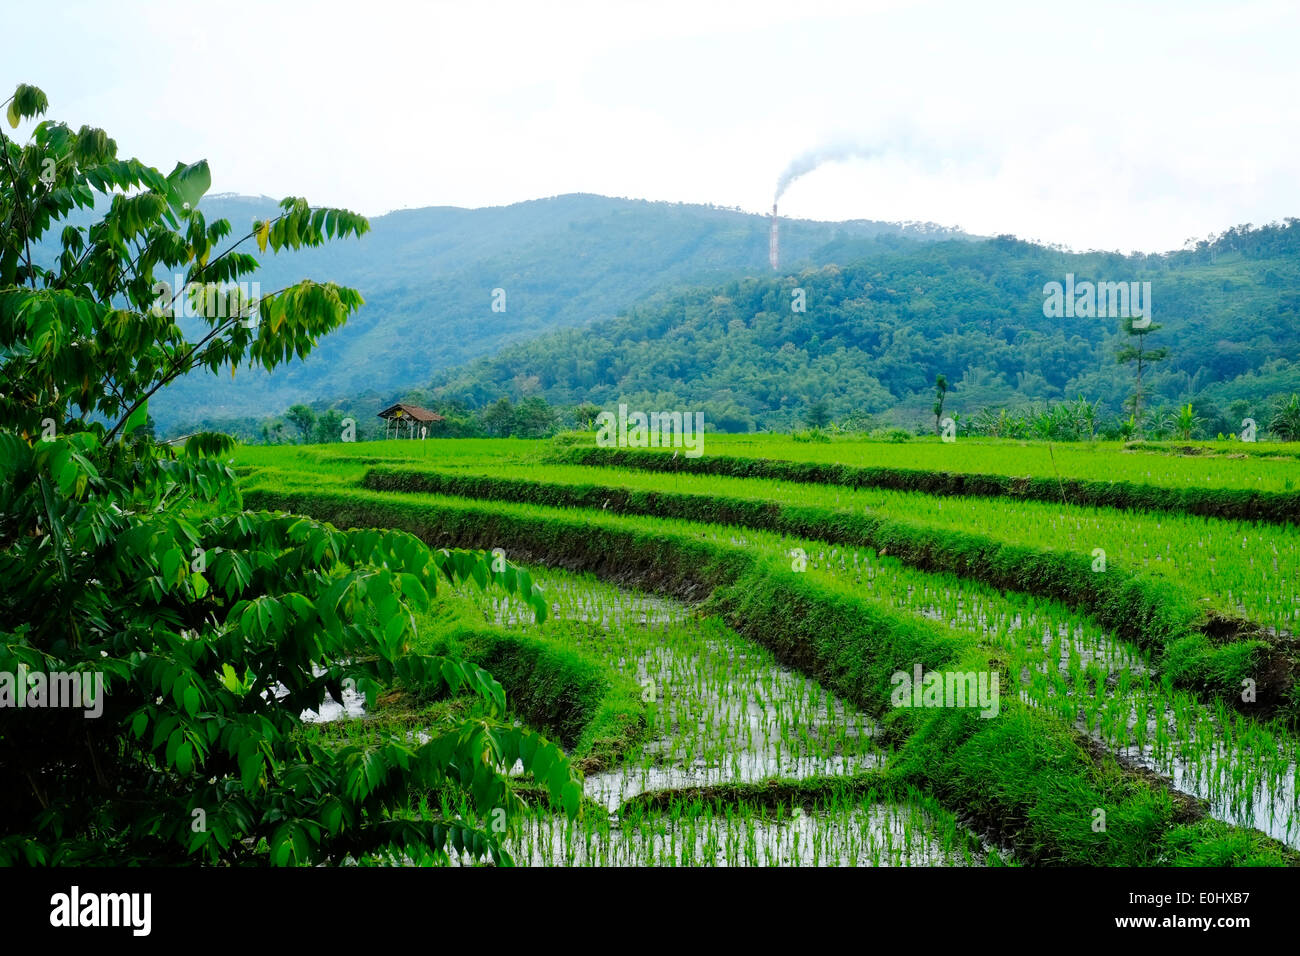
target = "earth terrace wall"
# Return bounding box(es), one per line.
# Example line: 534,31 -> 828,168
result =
362,467 -> 1291,718
552,446 -> 1300,525
1126,441 -> 1300,461
243,481 -> 1296,866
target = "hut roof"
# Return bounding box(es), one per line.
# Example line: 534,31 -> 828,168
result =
377,403 -> 445,423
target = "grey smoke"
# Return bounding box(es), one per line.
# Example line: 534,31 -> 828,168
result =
773,125 -> 957,203
774,143 -> 882,202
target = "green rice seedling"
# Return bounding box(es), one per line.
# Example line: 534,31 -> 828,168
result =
462,558 -> 1300,849
456,567 -> 882,809
580,537 -> 1298,847
389,459 -> 1299,632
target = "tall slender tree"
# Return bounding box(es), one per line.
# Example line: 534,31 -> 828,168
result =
1116,318 -> 1167,425
933,373 -> 949,435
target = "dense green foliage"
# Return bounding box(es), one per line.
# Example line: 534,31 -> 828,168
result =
429,227 -> 1300,433
161,203 -> 1300,443
0,85 -> 575,866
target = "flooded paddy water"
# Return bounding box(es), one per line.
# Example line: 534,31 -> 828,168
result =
795,545 -> 1300,848
460,568 -> 990,866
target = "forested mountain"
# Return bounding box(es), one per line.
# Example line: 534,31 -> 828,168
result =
425,221 -> 1300,432
144,193 -> 961,431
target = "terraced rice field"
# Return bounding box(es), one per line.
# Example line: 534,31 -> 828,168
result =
234,435 -> 1300,867
365,458 -> 1300,630
458,569 -> 984,866
628,434 -> 1300,493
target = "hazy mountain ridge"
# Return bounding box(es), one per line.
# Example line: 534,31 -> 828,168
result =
423,221 -> 1300,432
148,193 -> 963,429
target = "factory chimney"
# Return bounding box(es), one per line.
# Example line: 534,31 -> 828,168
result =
768,203 -> 779,271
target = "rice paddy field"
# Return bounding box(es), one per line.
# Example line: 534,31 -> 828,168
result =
365,459 -> 1300,630
233,434 -> 1300,867
626,434 -> 1300,493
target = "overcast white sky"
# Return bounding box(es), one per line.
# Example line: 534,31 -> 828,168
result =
8,0 -> 1298,252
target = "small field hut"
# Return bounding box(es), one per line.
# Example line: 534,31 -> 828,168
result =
377,403 -> 444,439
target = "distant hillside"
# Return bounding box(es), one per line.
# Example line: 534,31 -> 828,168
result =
146,193 -> 964,431
425,221 -> 1300,432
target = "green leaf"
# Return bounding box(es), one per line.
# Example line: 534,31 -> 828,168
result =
175,740 -> 193,775
122,402 -> 149,436
166,160 -> 211,213
321,799 -> 343,834
383,612 -> 406,648
161,548 -> 184,587
562,780 -> 582,818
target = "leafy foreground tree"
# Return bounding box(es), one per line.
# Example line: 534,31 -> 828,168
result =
0,84 -> 579,865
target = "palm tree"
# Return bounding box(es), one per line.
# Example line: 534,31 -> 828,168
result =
1268,394 -> 1300,441
1144,409 -> 1172,439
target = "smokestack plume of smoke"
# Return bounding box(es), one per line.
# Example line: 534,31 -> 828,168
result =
774,143 -> 882,203
769,202 -> 779,271
769,143 -> 879,270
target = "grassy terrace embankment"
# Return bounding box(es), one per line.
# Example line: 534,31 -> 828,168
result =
552,445 -> 1300,524
1126,441 -> 1300,462
239,471 -> 1297,866
366,459 -> 1300,625
417,606 -> 648,774
563,434 -> 1300,493
361,466 -> 1298,718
